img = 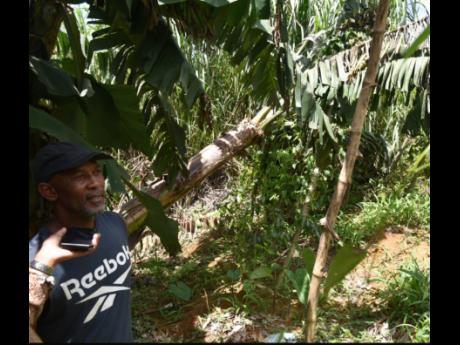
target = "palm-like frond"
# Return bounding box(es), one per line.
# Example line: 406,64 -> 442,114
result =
300,16 -> 429,87
295,16 -> 430,140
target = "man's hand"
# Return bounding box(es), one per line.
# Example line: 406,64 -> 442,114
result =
33,228 -> 101,268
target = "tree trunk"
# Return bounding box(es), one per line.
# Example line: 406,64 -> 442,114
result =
29,0 -> 67,239
29,0 -> 66,59
304,0 -> 390,342
117,107 -> 281,243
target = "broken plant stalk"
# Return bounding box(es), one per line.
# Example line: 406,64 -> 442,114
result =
272,168 -> 321,311
118,107 -> 283,247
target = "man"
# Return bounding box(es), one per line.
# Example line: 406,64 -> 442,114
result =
29,142 -> 133,343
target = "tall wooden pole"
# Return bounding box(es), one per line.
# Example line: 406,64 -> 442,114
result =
304,0 -> 390,341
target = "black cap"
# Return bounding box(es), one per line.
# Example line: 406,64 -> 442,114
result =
31,142 -> 113,183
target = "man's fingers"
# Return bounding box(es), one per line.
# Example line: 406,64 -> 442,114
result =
47,227 -> 67,243
91,233 -> 101,248
54,227 -> 67,237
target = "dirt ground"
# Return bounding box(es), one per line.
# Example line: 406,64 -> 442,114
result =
132,224 -> 429,342
340,226 -> 429,302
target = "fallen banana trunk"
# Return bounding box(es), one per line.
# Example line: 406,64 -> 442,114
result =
117,107 -> 282,244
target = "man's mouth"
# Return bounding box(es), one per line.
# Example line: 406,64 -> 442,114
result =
87,195 -> 105,203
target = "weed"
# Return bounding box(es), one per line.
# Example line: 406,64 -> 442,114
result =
337,179 -> 430,246
379,259 -> 430,342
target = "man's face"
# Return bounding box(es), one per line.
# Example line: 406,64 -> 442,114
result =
46,160 -> 106,218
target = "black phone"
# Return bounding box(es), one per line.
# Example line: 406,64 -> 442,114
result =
60,227 -> 96,251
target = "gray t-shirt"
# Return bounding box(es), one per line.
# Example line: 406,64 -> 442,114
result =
29,212 -> 133,343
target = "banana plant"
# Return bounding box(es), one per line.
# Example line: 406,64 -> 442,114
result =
29,0 -> 429,256
408,144 -> 429,175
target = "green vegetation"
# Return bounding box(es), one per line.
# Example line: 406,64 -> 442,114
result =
337,177 -> 430,246
29,0 -> 430,342
380,259 -> 430,342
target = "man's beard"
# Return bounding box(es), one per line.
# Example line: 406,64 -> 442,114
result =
81,202 -> 105,217
81,195 -> 106,217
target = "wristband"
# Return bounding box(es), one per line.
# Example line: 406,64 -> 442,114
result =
30,259 -> 54,275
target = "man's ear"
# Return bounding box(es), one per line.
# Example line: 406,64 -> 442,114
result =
37,183 -> 58,202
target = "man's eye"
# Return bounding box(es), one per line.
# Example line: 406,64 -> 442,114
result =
74,174 -> 86,181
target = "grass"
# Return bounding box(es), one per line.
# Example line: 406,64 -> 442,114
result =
336,178 -> 430,247
315,253 -> 430,343
379,259 -> 430,342
131,201 -> 430,343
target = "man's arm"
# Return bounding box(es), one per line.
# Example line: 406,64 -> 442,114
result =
29,325 -> 43,343
29,228 -> 101,342
29,268 -> 51,343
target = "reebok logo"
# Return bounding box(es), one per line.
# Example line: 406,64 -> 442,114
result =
60,245 -> 131,300
59,245 -> 131,323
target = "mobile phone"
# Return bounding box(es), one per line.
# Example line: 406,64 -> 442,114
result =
60,227 -> 96,251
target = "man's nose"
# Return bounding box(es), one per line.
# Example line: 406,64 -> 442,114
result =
88,174 -> 104,189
